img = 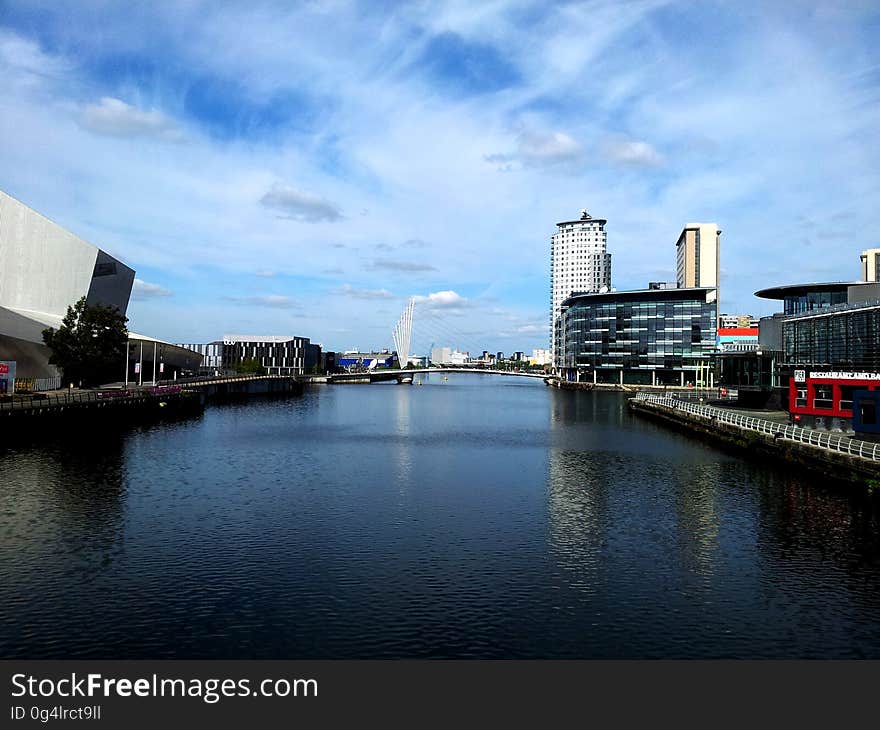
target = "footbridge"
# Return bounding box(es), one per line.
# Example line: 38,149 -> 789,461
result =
323,368 -> 549,384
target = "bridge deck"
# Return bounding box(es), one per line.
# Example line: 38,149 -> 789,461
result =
326,368 -> 548,382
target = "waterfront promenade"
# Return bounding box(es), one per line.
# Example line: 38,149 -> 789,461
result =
630,393 -> 879,485
0,374 -> 302,435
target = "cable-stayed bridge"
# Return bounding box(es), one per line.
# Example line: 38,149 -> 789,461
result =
319,300 -> 548,383
392,298 -> 536,368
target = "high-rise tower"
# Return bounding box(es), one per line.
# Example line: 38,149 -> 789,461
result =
550,209 -> 611,363
675,222 -> 720,324
675,223 -> 720,289
860,248 -> 880,282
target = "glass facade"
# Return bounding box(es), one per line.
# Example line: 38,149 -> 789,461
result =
220,337 -> 318,375
782,289 -> 847,315
557,289 -> 717,379
784,305 -> 880,370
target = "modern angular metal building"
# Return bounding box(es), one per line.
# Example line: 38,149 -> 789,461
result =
0,190 -> 201,383
0,191 -> 135,378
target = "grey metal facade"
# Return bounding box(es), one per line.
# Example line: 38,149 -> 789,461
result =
0,190 -> 135,378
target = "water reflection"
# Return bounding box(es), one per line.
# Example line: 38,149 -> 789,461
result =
671,463 -> 720,578
1,381 -> 880,658
392,385 -> 413,490
547,448 -> 607,595
0,433 -> 128,657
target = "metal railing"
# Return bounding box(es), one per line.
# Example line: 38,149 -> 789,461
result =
13,376 -> 63,392
168,373 -> 297,387
0,387 -> 188,411
633,393 -> 880,463
1,390 -> 130,411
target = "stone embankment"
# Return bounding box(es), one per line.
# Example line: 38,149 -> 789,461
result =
0,376 -> 304,443
628,395 -> 879,488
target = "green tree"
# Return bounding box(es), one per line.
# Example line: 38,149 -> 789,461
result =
42,296 -> 129,387
234,358 -> 266,375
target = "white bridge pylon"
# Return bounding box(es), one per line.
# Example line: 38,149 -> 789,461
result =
392,297 -> 414,367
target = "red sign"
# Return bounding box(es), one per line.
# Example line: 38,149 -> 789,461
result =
0,364 -> 8,375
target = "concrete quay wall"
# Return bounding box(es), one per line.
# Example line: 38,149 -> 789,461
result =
0,390 -> 205,437
195,375 -> 303,399
628,398 -> 878,488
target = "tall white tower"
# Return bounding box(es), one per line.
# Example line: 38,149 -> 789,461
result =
550,209 -> 611,363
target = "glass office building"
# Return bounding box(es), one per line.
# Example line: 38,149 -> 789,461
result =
556,287 -> 717,385
783,303 -> 880,370
755,282 -> 851,316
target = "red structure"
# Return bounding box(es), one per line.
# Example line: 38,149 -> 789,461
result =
718,327 -> 759,338
789,372 -> 880,421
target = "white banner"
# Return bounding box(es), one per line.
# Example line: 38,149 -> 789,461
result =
810,371 -> 880,381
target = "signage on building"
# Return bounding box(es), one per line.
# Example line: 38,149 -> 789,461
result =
794,369 -> 806,383
0,360 -> 16,395
811,371 -> 880,381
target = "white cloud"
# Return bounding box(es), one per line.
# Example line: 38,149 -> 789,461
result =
413,290 -> 469,309
601,138 -> 663,168
222,295 -> 298,309
260,183 -> 343,223
516,324 -> 544,334
79,97 -> 183,141
0,30 -> 70,90
2,3 -> 879,347
332,284 -> 396,300
486,129 -> 584,170
518,130 -> 584,166
371,259 -> 437,272
131,278 -> 172,300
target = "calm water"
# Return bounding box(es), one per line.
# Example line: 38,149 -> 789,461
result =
2,374 -> 880,659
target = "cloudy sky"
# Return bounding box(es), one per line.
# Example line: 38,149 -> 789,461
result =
1,1 -> 878,354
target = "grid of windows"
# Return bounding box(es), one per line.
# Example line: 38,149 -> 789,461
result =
784,306 -> 880,370
217,337 -> 319,374
550,212 -> 611,359
557,290 -> 717,371
783,290 -> 847,315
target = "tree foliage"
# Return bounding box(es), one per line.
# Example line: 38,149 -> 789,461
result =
42,297 -> 129,387
234,358 -> 266,375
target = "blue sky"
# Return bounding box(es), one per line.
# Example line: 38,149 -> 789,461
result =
1,0 -> 879,354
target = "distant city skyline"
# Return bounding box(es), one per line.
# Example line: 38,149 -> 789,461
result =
1,1 -> 878,352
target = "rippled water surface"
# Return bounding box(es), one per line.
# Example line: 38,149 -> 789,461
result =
2,374 -> 880,658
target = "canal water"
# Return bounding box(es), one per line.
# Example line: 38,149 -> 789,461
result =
2,373 -> 879,659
